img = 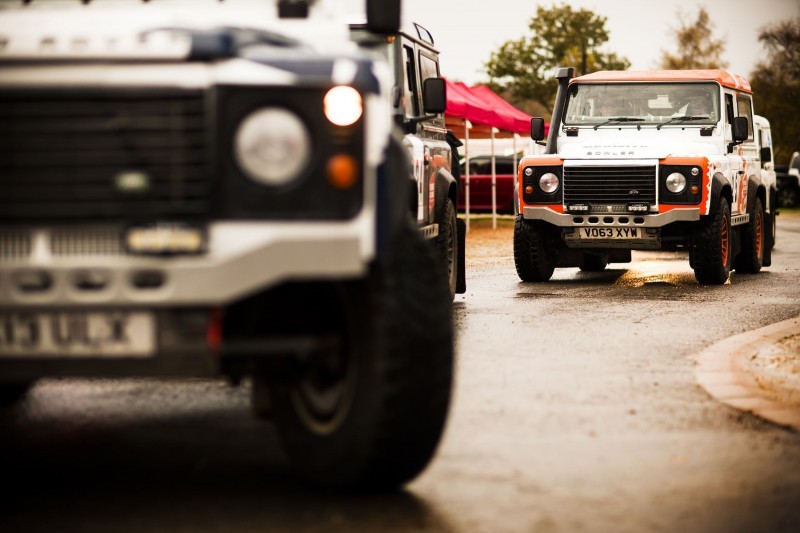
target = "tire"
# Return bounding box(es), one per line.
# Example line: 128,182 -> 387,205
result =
579,253 -> 608,272
0,382 -> 32,407
435,198 -> 458,300
513,215 -> 557,281
693,196 -> 733,285
735,197 -> 765,273
271,221 -> 453,492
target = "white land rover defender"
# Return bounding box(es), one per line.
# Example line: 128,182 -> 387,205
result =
0,0 -> 454,491
516,68 -> 777,284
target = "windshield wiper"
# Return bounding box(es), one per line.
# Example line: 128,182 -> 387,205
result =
593,117 -> 645,130
656,115 -> 711,130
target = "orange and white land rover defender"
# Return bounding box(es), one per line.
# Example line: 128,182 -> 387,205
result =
515,68 -> 777,284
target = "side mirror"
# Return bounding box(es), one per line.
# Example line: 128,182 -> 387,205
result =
423,78 -> 446,114
760,146 -> 772,164
366,0 -> 401,35
733,116 -> 749,142
531,118 -> 545,141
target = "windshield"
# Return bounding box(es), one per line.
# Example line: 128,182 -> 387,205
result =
564,82 -> 720,127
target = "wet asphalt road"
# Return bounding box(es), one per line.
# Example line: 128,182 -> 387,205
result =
2,214 -> 800,532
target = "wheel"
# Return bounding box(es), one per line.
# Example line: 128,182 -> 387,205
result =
0,382 -> 32,407
513,215 -> 557,281
735,197 -> 765,273
693,196 -> 733,285
435,198 -> 458,300
270,221 -> 453,492
779,185 -> 798,207
579,253 -> 608,272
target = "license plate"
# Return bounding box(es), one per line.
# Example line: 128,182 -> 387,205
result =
0,312 -> 155,357
577,227 -> 645,239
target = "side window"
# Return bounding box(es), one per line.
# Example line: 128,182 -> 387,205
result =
418,52 -> 439,85
402,44 -> 419,117
736,95 -> 754,140
725,93 -> 735,127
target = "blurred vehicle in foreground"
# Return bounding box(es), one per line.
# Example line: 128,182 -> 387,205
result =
0,0 -> 453,492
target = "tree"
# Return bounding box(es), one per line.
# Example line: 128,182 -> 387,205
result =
660,8 -> 728,70
484,4 -> 630,116
750,17 -> 800,165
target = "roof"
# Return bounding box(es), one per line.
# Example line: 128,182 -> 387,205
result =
573,70 -> 752,93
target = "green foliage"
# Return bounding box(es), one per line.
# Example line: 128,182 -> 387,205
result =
660,8 -> 728,70
484,3 -> 630,116
750,17 -> 800,165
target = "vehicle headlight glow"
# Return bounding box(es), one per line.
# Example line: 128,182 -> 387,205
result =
324,86 -> 363,126
666,172 -> 687,194
234,107 -> 311,186
539,172 -> 560,193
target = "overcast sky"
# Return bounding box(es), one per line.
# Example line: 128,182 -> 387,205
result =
395,0 -> 800,85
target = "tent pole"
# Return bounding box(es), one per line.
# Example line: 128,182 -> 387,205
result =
491,127 -> 497,230
513,134 -> 518,216
464,120 -> 471,233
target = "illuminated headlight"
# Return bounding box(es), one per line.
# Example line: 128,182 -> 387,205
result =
324,86 -> 363,126
126,224 -> 206,255
666,172 -> 687,194
539,172 -> 560,193
234,107 -> 311,186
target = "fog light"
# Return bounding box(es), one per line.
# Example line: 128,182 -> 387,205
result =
126,224 -> 206,255
13,270 -> 52,293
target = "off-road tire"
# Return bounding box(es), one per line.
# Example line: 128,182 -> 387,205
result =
514,215 -> 557,282
435,198 -> 458,300
579,253 -> 608,272
271,221 -> 453,492
735,197 -> 765,273
693,197 -> 733,285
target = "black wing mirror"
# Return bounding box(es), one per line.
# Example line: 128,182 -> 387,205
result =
366,0 -> 401,35
760,146 -> 772,164
531,117 -> 546,141
423,78 -> 446,114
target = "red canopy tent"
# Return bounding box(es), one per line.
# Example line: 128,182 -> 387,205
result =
442,79 -> 548,229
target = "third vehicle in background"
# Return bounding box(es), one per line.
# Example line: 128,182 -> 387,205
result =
777,151 -> 800,207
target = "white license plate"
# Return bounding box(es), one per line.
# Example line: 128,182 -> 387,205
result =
577,227 -> 647,239
0,312 -> 155,357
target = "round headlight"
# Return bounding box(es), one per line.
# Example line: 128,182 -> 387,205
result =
324,86 -> 362,127
666,172 -> 687,194
539,172 -> 560,194
234,107 -> 311,186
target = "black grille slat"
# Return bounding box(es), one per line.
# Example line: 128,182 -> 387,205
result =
563,166 -> 656,205
0,90 -> 211,221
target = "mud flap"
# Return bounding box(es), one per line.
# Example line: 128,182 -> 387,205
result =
456,218 -> 466,294
763,211 -> 773,267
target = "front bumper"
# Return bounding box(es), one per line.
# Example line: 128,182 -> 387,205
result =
0,219 -> 373,308
522,206 -> 700,227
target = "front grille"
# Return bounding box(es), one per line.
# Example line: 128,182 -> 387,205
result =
563,166 -> 656,205
0,230 -> 32,259
51,227 -> 124,256
0,90 -> 211,221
